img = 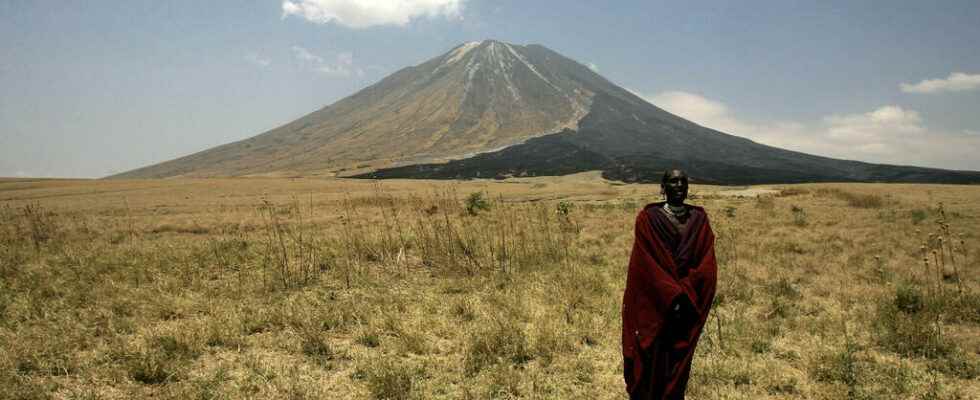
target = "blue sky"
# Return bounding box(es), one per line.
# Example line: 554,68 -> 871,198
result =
2,0 -> 979,178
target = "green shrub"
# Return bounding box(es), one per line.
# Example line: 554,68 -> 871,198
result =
555,201 -> 573,216
532,322 -> 572,366
300,331 -> 334,366
356,330 -> 381,348
874,290 -> 951,358
451,299 -> 476,322
465,192 -> 491,216
126,335 -> 200,385
21,203 -> 59,251
464,320 -> 532,376
928,348 -> 980,380
486,366 -> 522,398
397,329 -> 431,355
812,340 -> 860,387
724,206 -> 737,218
894,284 -> 924,314
943,291 -> 980,324
128,352 -> 178,385
751,339 -> 772,354
910,208 -> 929,225
364,358 -> 422,400
767,378 -> 800,395
790,205 -> 807,226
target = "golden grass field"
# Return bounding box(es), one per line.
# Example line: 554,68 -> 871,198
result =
1,173 -> 978,399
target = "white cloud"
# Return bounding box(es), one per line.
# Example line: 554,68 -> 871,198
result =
901,72 -> 980,94
245,52 -> 271,69
586,62 -> 599,72
291,45 -> 324,64
291,46 -> 362,77
648,91 -> 729,122
281,0 -> 464,28
642,90 -> 980,170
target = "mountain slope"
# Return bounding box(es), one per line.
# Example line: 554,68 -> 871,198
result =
112,40 -> 594,179
113,40 -> 980,184
363,86 -> 980,184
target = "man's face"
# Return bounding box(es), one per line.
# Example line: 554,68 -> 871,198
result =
663,170 -> 688,205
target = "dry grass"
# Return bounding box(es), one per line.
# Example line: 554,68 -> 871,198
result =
0,176 -> 978,399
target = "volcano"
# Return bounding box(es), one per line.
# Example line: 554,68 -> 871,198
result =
112,40 -> 980,184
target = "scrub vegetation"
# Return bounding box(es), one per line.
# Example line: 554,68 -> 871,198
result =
0,174 -> 977,399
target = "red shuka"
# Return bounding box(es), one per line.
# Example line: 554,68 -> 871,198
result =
622,203 -> 717,399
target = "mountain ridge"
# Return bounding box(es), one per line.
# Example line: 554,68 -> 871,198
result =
111,40 -> 980,184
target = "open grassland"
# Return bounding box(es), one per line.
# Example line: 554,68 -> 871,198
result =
1,174 -> 978,399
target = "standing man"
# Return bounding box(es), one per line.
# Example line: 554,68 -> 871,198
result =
622,169 -> 718,399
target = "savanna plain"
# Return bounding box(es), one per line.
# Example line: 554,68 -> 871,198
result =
1,173 -> 978,400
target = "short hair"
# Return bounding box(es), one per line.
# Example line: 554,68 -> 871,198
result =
661,169 -> 688,185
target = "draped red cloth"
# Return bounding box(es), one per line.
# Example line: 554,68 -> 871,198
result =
622,203 -> 717,399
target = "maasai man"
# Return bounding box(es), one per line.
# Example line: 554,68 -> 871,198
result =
621,169 -> 718,399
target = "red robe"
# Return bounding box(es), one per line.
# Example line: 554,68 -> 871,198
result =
622,203 -> 717,399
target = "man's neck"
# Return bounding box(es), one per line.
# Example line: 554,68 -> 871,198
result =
663,202 -> 688,218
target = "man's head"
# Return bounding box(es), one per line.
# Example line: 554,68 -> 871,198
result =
661,169 -> 689,206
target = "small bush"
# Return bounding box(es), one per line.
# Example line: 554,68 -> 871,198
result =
153,335 -> 197,359
811,340 -> 864,397
874,291 -> 951,358
750,339 -> 772,354
486,366 -> 523,398
894,284 -> 924,314
910,208 -> 929,225
0,373 -> 55,400
943,291 -> 980,324
767,378 -> 800,395
127,335 -> 200,385
397,329 -> 431,355
464,320 -> 532,376
301,331 -> 334,366
451,299 -> 476,322
928,348 -> 980,380
364,358 -> 421,400
356,330 -> 381,348
22,203 -> 59,251
766,297 -> 796,320
723,206 -> 737,218
128,352 -> 178,385
790,205 -> 807,226
465,192 -> 491,216
555,201 -> 572,216
532,322 -> 572,366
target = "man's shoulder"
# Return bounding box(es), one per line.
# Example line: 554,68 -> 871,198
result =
687,204 -> 708,214
641,202 -> 667,212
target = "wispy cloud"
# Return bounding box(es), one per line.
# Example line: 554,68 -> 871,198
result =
291,45 -> 324,64
281,0 -> 464,28
642,90 -> 980,170
901,72 -> 980,94
586,62 -> 599,72
245,52 -> 271,69
290,45 -> 362,77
